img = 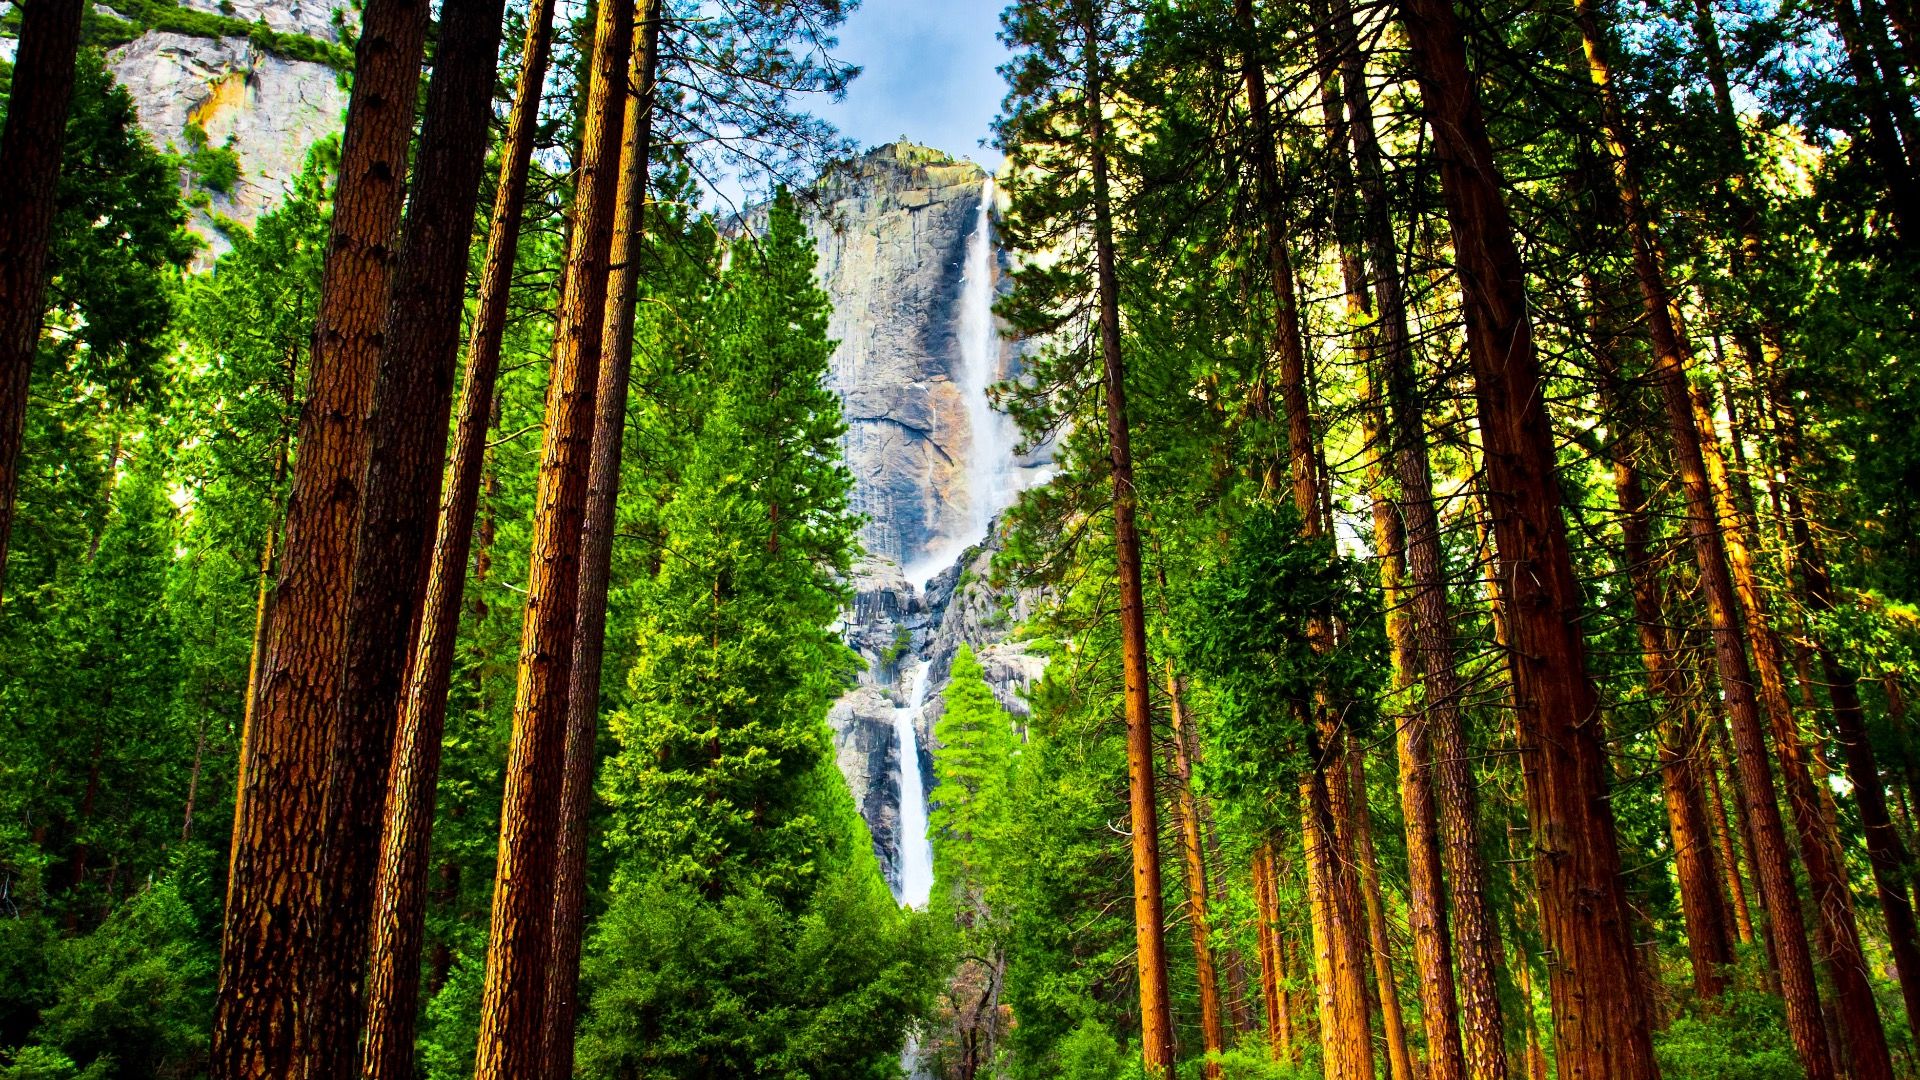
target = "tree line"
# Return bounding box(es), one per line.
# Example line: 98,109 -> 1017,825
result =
913,0 -> 1920,1077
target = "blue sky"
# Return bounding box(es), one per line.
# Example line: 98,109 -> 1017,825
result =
814,1 -> 1011,170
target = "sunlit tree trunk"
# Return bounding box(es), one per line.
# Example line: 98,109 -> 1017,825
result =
541,5 -> 663,1072
357,1 -> 559,1075
210,0 -> 432,1068
1076,3 -> 1174,1072
1393,0 -> 1656,1071
471,0 -> 632,1068
301,2 -> 508,1072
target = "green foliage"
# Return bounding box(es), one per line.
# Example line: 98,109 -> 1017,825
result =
1180,503 -> 1385,811
67,0 -> 353,68
928,644 -> 1016,888
179,123 -> 241,196
5,852 -> 218,1079
1653,989 -> 1804,1079
576,858 -> 940,1079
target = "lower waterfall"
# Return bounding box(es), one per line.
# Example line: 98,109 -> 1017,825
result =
893,659 -> 936,909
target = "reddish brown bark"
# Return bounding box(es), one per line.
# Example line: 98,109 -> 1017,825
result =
301,1 -> 508,1072
1079,4 -> 1174,1069
1363,366 -> 1466,1080
210,0 -> 432,1069
0,0 -> 84,601
356,1 -> 559,1075
1252,842 -> 1292,1061
1393,0 -> 1655,1072
1692,384 -> 1892,1078
1605,412 -> 1735,998
541,4 -> 663,1071
1165,667 -> 1225,1076
1702,720 -> 1756,945
471,0 -> 633,1068
1234,2 -> 1373,1071
1573,2 -> 1838,1065
1346,748 -> 1414,1080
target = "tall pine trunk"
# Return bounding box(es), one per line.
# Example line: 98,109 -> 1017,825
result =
1235,3 -> 1373,1073
304,2 -> 507,1072
1252,841 -> 1292,1061
1166,665 -> 1226,1075
471,0 -> 632,1067
357,0 -> 559,1072
210,0 -> 432,1068
541,3 -> 663,1071
0,0 -> 85,602
1692,380 -> 1892,1077
1078,3 -> 1175,1070
1393,0 -> 1656,1071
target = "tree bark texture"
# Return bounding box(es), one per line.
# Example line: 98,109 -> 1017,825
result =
210,0 -> 432,1069
1166,666 -> 1226,1076
541,4 -> 663,1073
1080,4 -> 1175,1070
303,1 -> 507,1072
1394,0 -> 1656,1072
0,0 -> 85,602
357,0 -> 559,1073
1252,841 -> 1292,1061
471,0 -> 632,1068
1691,381 -> 1892,1079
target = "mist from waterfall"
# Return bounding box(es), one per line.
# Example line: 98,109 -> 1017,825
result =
892,659 -> 936,908
904,177 -> 1021,590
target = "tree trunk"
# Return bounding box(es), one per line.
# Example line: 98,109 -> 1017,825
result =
1702,717 -> 1756,945
1346,747 -> 1415,1080
1772,394 -> 1920,1045
1252,841 -> 1292,1061
1393,0 -> 1656,1072
1078,5 -> 1174,1071
1692,382 -> 1894,1078
1606,415 -> 1735,998
1566,6 -> 1839,1071
210,0 -> 432,1068
1363,376 -> 1466,1080
0,0 -> 84,603
356,1 -> 559,1074
1164,666 -> 1225,1076
301,2 -> 507,1072
470,0 -> 632,1067
1234,3 -> 1373,1072
541,4 -> 663,1072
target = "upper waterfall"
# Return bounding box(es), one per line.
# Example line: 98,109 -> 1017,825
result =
904,178 -> 1023,588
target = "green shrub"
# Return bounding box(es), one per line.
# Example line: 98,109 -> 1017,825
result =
1654,989 -> 1804,1080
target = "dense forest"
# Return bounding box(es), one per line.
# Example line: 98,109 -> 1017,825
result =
2,0 -> 1918,1075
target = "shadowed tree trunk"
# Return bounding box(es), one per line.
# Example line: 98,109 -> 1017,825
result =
357,0 -> 559,1073
1392,0 -> 1656,1072
541,3 -> 663,1072
302,1 -> 507,1072
471,0 -> 632,1067
0,0 -> 85,602
210,0 -> 432,1068
1253,841 -> 1292,1061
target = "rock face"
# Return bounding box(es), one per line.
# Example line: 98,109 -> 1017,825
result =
804,144 -> 1052,894
808,143 -> 1049,570
108,30 -> 347,261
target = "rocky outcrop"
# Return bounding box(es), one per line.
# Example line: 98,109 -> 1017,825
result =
108,30 -> 346,261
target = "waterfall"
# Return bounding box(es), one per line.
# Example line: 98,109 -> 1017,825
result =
905,177 -> 1023,590
892,659 -> 936,909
